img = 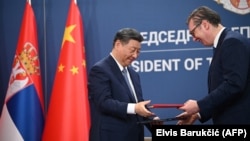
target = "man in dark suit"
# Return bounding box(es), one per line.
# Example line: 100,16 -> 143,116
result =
177,6 -> 250,124
88,28 -> 160,141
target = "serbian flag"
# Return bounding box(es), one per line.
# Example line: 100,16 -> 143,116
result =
42,0 -> 90,140
0,1 -> 44,141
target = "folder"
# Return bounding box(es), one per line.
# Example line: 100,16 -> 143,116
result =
137,117 -> 186,124
148,104 -> 183,108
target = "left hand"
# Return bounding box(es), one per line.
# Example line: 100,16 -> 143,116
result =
176,112 -> 199,125
150,116 -> 164,125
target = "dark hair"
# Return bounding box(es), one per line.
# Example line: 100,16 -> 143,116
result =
187,6 -> 221,27
113,28 -> 144,46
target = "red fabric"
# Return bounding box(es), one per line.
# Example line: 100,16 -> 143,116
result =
150,104 -> 183,108
42,0 -> 90,140
16,1 -> 44,109
0,2 -> 44,140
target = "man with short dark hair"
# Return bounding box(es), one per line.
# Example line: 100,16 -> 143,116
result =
88,28 -> 160,141
177,6 -> 250,125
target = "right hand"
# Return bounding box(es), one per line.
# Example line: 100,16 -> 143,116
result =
135,100 -> 155,117
178,99 -> 199,115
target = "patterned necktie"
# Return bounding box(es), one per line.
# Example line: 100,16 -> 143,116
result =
122,68 -> 138,102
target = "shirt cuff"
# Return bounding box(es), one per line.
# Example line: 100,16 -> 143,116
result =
127,103 -> 136,114
197,112 -> 201,119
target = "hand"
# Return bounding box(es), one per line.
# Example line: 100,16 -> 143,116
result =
135,100 -> 155,117
178,99 -> 199,115
150,116 -> 164,125
176,112 -> 199,125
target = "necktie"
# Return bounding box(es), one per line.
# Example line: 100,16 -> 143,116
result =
122,68 -> 138,102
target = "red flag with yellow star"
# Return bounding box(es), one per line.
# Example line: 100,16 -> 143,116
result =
42,0 -> 90,140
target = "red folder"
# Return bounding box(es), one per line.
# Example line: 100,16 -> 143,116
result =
148,104 -> 183,108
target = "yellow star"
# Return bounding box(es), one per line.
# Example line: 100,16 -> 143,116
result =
62,24 -> 76,46
58,64 -> 65,72
70,66 -> 79,75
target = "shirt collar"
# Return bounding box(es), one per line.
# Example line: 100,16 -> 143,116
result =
110,52 -> 124,71
213,27 -> 225,48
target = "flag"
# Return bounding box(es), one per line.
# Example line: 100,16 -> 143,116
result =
0,1 -> 44,141
42,0 -> 90,140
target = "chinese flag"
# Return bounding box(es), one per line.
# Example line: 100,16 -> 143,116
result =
42,0 -> 90,141
0,1 -> 44,141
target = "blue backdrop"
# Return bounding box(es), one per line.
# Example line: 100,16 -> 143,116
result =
1,0 -> 250,137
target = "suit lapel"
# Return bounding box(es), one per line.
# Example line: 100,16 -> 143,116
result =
107,55 -> 137,102
208,28 -> 228,92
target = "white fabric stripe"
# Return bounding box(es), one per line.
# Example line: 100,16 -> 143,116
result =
0,104 -> 24,141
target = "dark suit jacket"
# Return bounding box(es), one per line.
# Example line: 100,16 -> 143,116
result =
198,28 -> 250,124
88,55 -> 150,141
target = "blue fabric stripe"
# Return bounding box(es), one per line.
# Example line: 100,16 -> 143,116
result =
7,84 -> 44,141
